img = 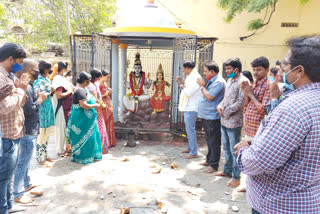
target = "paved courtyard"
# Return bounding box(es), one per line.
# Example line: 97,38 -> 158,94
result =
21,137 -> 250,214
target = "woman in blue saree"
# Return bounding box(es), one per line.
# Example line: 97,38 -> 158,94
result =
66,72 -> 102,164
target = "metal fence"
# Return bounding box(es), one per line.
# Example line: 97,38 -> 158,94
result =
71,34 -> 216,134
126,49 -> 173,98
170,36 -> 197,134
92,33 -> 112,72
71,33 -> 111,83
72,35 -> 92,79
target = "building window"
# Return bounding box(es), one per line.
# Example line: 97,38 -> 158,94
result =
281,22 -> 299,28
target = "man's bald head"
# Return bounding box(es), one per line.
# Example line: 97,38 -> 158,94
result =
18,58 -> 39,81
22,58 -> 38,73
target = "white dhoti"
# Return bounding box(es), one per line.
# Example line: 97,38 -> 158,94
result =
123,95 -> 150,112
123,95 -> 137,112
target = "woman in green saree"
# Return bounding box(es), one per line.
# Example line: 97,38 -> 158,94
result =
66,72 -> 102,164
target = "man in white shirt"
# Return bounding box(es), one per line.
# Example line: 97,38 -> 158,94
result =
176,60 -> 202,159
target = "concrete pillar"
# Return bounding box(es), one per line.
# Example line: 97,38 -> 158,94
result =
111,39 -> 120,122
119,44 -> 128,118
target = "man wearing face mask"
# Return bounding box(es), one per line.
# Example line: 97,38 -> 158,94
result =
0,43 -> 29,214
196,61 -> 226,173
216,57 -> 248,188
265,62 -> 294,115
13,59 -> 47,204
235,36 -> 320,214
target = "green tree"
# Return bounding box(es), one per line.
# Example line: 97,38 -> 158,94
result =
217,0 -> 311,40
0,0 -> 116,50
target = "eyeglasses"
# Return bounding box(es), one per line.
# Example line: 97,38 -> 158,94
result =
281,59 -> 291,67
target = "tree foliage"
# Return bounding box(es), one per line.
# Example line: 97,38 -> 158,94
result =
218,0 -> 311,35
0,0 -> 116,50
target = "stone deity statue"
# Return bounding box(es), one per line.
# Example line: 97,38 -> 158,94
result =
123,52 -> 152,113
150,64 -> 171,112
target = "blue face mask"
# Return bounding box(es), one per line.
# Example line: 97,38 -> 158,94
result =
269,76 -> 276,82
283,66 -> 300,90
12,63 -> 23,74
227,72 -> 236,78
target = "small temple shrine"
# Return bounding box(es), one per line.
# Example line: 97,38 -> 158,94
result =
71,0 -> 217,137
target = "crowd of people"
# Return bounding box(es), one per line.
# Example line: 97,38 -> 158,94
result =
176,35 -> 320,214
0,35 -> 320,214
0,42 -> 116,213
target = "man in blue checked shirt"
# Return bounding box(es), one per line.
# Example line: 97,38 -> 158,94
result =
235,36 -> 320,214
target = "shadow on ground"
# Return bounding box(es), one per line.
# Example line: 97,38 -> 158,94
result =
23,139 -> 249,214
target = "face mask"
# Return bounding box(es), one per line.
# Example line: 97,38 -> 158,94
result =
269,76 -> 276,82
12,63 -> 23,74
32,71 -> 40,80
283,66 -> 300,90
227,72 -> 236,78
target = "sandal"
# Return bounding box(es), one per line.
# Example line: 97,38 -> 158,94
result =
184,154 -> 198,159
14,195 -> 34,204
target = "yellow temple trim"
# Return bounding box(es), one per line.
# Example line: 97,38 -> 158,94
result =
105,27 -> 196,36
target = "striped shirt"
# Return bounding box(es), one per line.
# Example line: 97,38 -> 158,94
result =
244,77 -> 271,137
238,82 -> 320,214
0,66 -> 26,139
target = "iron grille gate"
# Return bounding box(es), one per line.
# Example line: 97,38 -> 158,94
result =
169,37 -> 215,135
92,33 -> 112,72
170,36 -> 197,135
71,34 -> 214,135
197,38 -> 215,77
71,33 -> 111,84
71,34 -> 92,84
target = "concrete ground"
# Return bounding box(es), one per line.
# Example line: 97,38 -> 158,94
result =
20,137 -> 250,214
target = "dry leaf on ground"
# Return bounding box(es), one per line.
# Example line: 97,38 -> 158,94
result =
120,206 -> 130,214
152,168 -> 162,174
155,198 -> 164,209
170,162 -> 178,169
122,157 -> 130,162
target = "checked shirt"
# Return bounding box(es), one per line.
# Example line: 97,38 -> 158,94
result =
244,77 -> 271,137
0,66 -> 26,139
238,82 -> 320,214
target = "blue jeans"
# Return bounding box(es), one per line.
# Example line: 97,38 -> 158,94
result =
252,208 -> 261,214
221,125 -> 242,180
13,135 -> 36,199
0,138 -> 19,214
183,111 -> 198,156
